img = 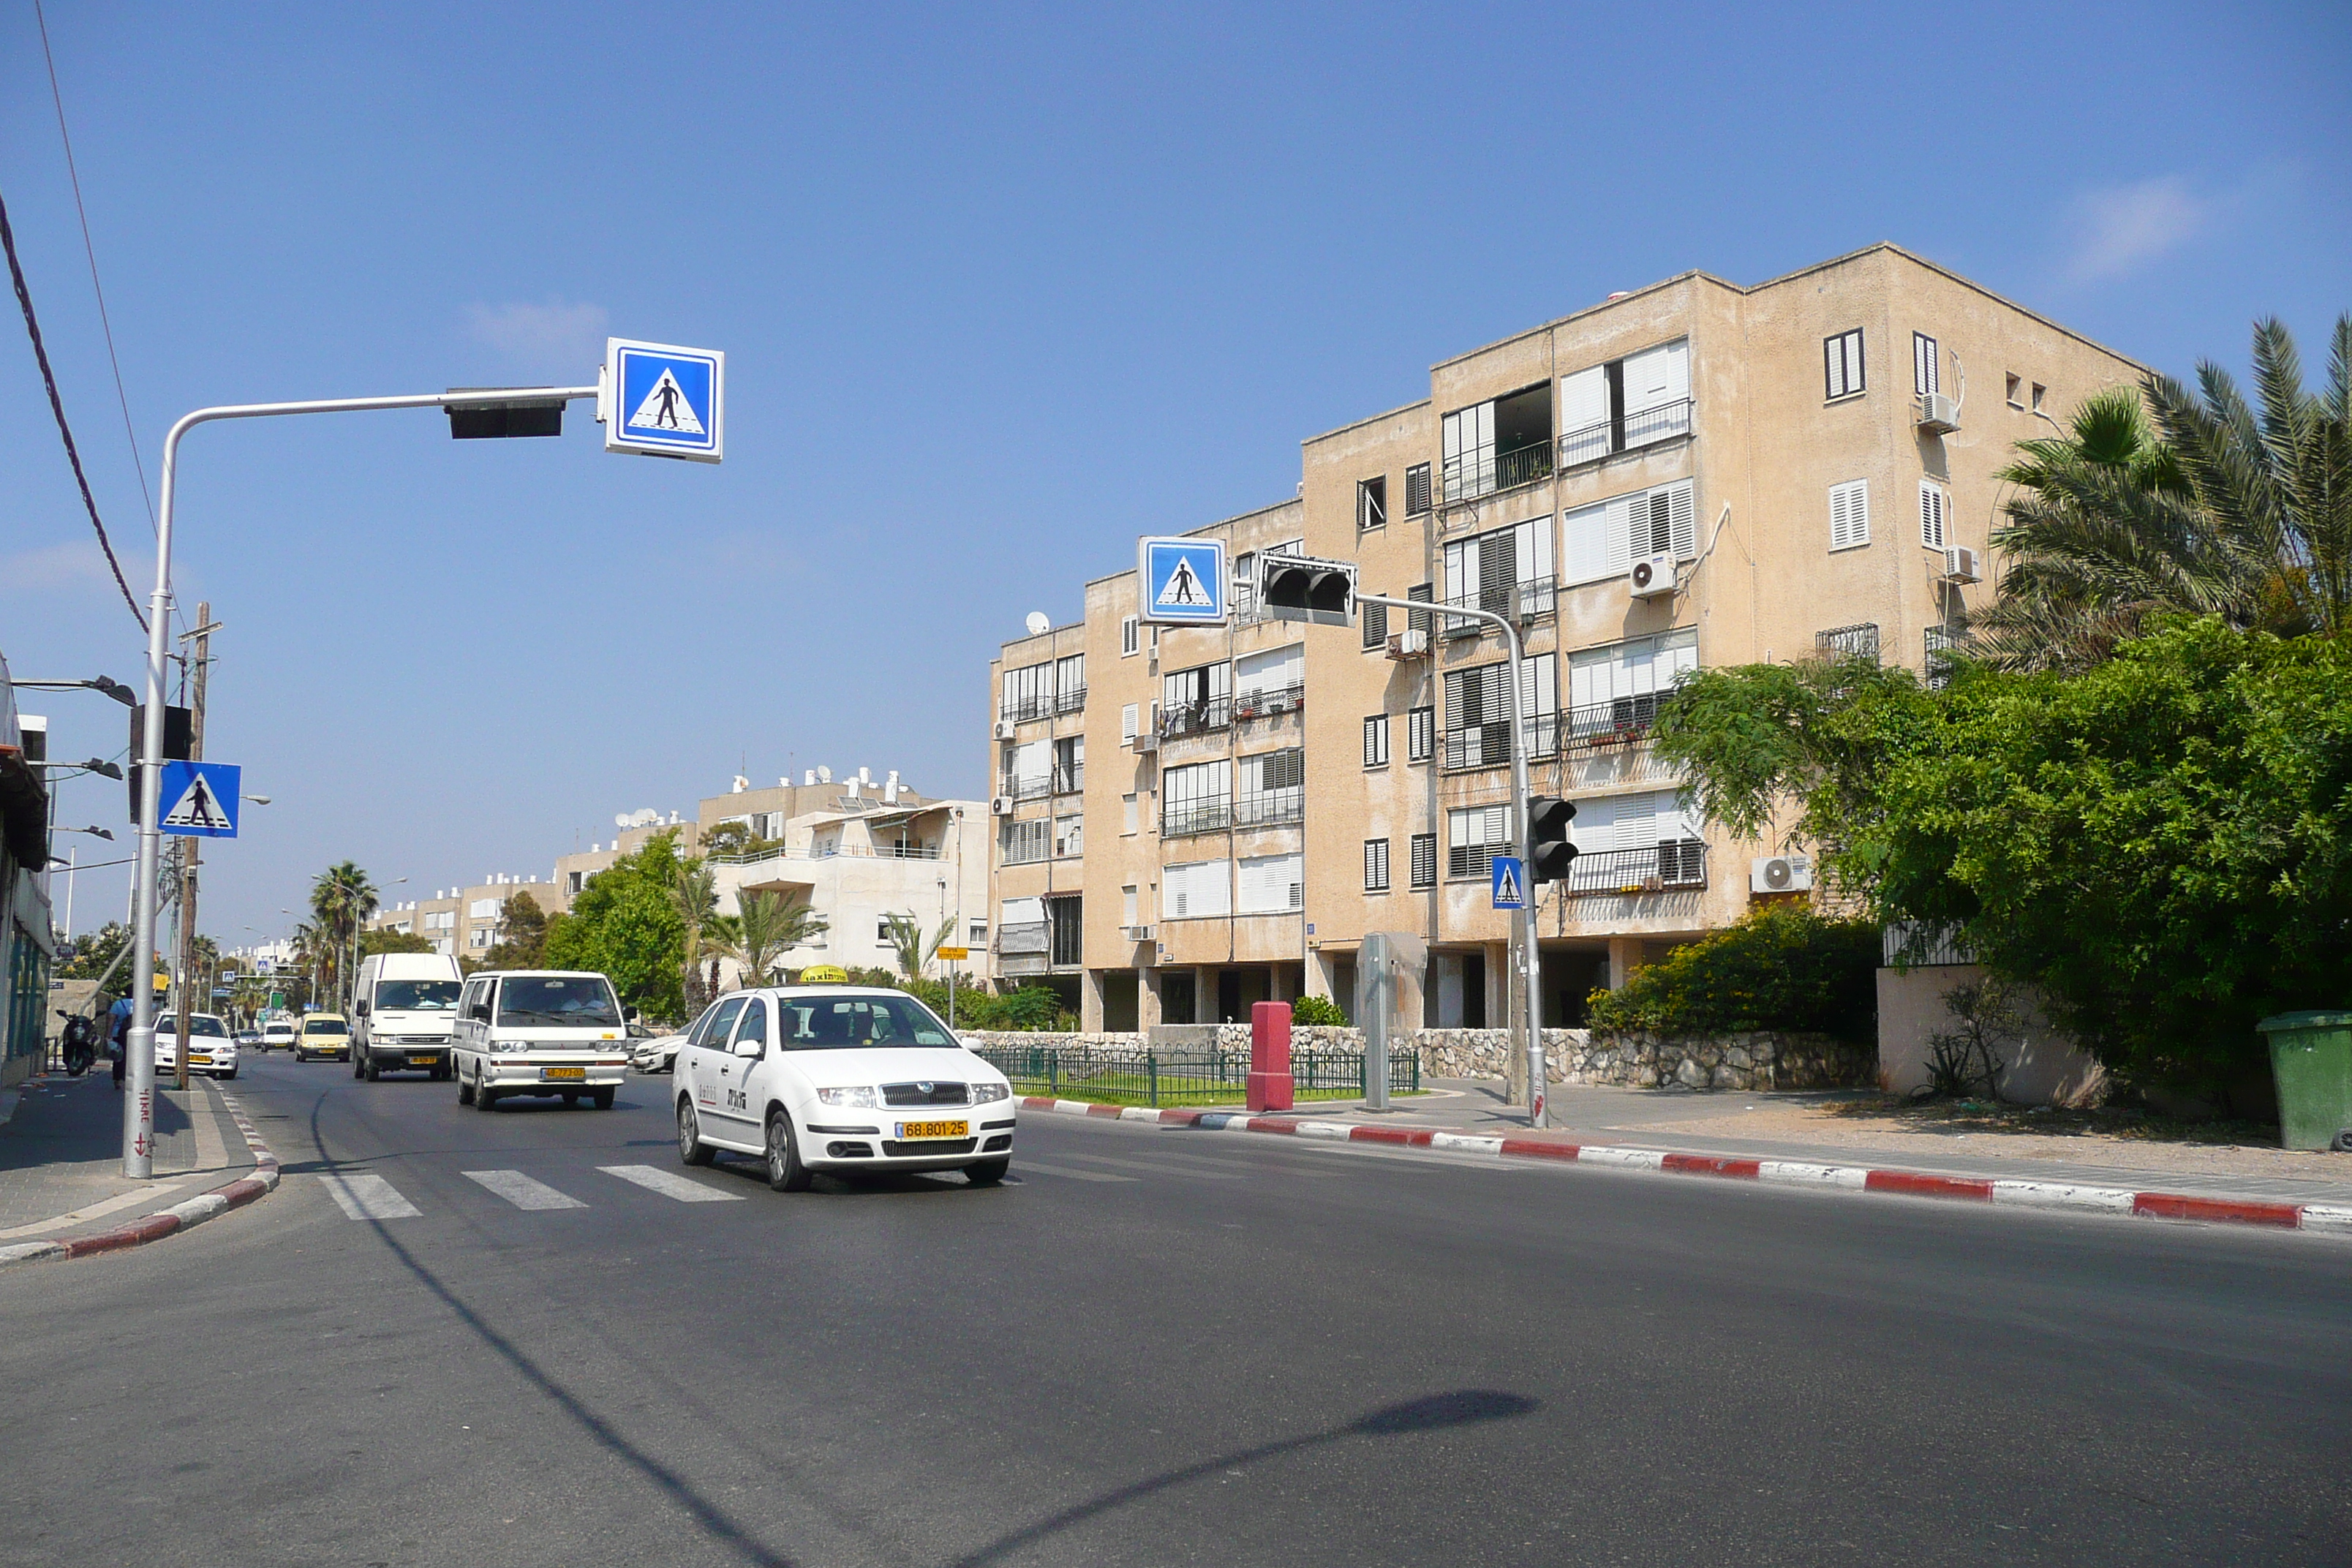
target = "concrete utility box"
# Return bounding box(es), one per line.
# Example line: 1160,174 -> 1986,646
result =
2257,1011 -> 2352,1152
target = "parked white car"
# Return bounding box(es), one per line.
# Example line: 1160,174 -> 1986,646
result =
154,1013 -> 239,1079
630,1025 -> 691,1075
452,970 -> 630,1111
672,985 -> 1015,1191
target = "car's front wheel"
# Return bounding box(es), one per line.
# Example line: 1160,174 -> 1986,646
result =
965,1157 -> 1010,1186
764,1111 -> 813,1194
677,1099 -> 712,1166
475,1070 -> 499,1112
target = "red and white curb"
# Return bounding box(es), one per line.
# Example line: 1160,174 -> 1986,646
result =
0,1090 -> 282,1269
1017,1098 -> 2352,1238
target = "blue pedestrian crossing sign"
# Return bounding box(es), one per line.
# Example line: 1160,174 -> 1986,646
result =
157,761 -> 240,839
1490,855 -> 1526,910
1138,536 -> 1227,625
603,338 -> 723,463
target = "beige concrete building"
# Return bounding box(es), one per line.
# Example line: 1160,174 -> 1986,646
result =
986,244 -> 2141,1033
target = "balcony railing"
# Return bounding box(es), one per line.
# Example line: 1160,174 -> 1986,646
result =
1161,799 -> 1230,838
706,842 -> 946,867
999,692 -> 1054,723
1000,772 -> 1053,802
1441,440 -> 1555,504
1816,622 -> 1881,661
1229,682 -> 1304,723
1439,578 -> 1556,637
1233,792 -> 1304,830
1052,764 -> 1084,795
1561,840 -> 1708,896
1442,712 -> 1561,772
1558,397 -> 1693,468
1055,685 -> 1087,716
1161,695 -> 1232,739
1561,693 -> 1663,749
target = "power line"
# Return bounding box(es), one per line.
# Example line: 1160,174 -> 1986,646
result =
34,0 -> 157,534
0,184 -> 146,632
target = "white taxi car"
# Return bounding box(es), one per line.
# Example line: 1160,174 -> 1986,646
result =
672,985 -> 1015,1191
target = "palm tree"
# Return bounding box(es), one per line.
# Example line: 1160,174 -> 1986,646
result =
668,860 -> 718,1014
880,911 -> 957,981
706,891 -> 829,990
1966,315 -> 2352,672
308,862 -> 378,1010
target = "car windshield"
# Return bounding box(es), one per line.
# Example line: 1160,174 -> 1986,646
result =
777,994 -> 958,1049
304,1019 -> 347,1036
497,976 -> 622,1027
376,980 -> 460,1011
158,1016 -> 227,1037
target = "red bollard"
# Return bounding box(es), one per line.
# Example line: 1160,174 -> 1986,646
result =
1247,1000 -> 1294,1112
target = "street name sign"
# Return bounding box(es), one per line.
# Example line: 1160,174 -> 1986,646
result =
603,339 -> 724,463
157,761 -> 240,839
1138,537 -> 1228,625
1490,855 -> 1526,910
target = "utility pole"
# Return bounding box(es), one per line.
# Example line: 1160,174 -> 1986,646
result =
170,604 -> 219,1093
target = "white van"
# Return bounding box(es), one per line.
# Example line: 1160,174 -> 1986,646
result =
353,951 -> 465,1081
452,970 -> 630,1111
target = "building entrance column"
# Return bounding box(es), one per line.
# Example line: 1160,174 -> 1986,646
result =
1607,936 -> 1644,990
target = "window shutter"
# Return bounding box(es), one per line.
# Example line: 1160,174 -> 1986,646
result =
1667,480 -> 1696,561
1919,481 -> 1946,549
1121,703 -> 1139,743
1363,839 -> 1389,892
1605,494 -> 1636,576
1362,715 -> 1388,768
1913,333 -> 1938,396
1478,530 -> 1515,612
1361,596 -> 1387,649
1558,364 -> 1610,463
1405,463 -> 1431,516
1561,500 -> 1611,584
1411,832 -> 1436,888
1408,581 -> 1434,635
1408,705 -> 1434,762
1830,480 -> 1870,550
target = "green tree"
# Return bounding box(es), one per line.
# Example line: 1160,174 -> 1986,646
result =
308,861 -> 380,1006
480,890 -> 549,969
1583,905 -> 1880,1039
361,929 -> 434,957
699,821 -> 780,860
706,889 -> 827,991
543,830 -> 688,1020
879,911 -> 957,981
58,921 -> 132,981
668,859 -> 719,1015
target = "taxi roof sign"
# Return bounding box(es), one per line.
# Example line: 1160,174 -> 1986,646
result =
796,964 -> 850,984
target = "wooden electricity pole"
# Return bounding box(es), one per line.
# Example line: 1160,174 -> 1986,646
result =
171,603 -> 219,1093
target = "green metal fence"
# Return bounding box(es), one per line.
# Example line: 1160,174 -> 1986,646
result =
973,1044 -> 1418,1108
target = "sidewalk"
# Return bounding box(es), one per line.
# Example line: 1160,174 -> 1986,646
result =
0,1068 -> 259,1244
1252,1078 -> 2352,1210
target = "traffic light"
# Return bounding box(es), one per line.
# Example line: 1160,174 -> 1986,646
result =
1528,794 -> 1578,883
1259,552 -> 1357,627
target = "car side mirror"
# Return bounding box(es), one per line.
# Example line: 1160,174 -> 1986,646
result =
732,1038 -> 764,1058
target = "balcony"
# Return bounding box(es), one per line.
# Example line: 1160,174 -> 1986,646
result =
1052,764 -> 1084,796
1000,772 -> 1053,802
998,692 -> 1053,723
1558,397 -> 1693,469
1055,685 -> 1086,716
1561,840 -> 1708,897
1161,799 -> 1231,838
1439,578 -> 1556,638
1561,693 -> 1662,750
1441,440 -> 1554,505
1233,792 -> 1303,830
1442,713 -> 1561,772
1161,695 -> 1232,739
1229,682 -> 1304,724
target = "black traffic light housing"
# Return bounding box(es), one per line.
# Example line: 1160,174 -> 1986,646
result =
1528,794 -> 1578,883
1259,552 -> 1357,627
445,389 -> 566,440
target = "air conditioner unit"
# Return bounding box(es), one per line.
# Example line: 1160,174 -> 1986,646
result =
1918,393 -> 1961,434
1629,554 -> 1678,599
1122,924 -> 1155,942
990,796 -> 1014,816
1750,854 -> 1814,894
993,718 -> 1017,741
1942,546 -> 1981,584
1385,627 -> 1430,660
1133,730 -> 1159,753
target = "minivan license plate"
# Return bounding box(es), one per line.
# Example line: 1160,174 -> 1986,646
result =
896,1120 -> 968,1140
407,1055 -> 437,1066
540,1066 -> 587,1082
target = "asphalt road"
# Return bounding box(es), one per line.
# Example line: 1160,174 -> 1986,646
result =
3,1050 -> 2346,1568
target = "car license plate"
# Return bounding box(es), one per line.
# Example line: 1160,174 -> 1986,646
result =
407,1055 -> 437,1066
895,1120 -> 969,1140
189,1056 -> 212,1066
540,1066 -> 587,1082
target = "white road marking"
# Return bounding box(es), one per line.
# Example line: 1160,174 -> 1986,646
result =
597,1164 -> 745,1203
463,1170 -> 589,1210
1058,1153 -> 1241,1180
1014,1162 -> 1139,1183
318,1172 -> 421,1221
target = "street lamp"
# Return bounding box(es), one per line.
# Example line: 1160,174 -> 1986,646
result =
10,676 -> 136,706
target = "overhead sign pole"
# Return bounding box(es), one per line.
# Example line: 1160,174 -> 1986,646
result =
124,353 -> 721,1177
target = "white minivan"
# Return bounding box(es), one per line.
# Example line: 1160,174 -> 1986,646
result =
452,970 -> 630,1111
352,951 -> 465,1081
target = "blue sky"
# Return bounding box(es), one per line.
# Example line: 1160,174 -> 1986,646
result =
2,1 -> 2344,944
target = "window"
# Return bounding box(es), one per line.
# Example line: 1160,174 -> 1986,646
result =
1564,789 -> 1706,892
425,910 -> 454,931
1442,520 -> 1555,627
1163,661 -> 1230,736
1567,627 -> 1698,741
470,899 -> 500,919
1829,479 -> 1870,551
1441,384 -> 1551,502
1919,481 -> 1948,549
1237,747 -> 1305,827
1561,478 -> 1695,585
1048,896 -> 1083,966
1231,537 -> 1302,625
1441,399 -> 1494,502
1817,622 -> 1881,660
1163,859 -> 1232,919
1559,338 -> 1691,466
1362,714 -> 1390,768
2005,372 -> 2024,409
1121,702 -> 1139,744
736,999 -> 768,1047
1162,759 -> 1230,836
969,919 -> 988,945
1444,653 -> 1557,769
1408,705 -> 1434,763
876,918 -> 896,944
1052,734 -> 1084,794
1410,832 -> 1437,889
470,927 -> 491,949
565,871 -> 583,894
1408,581 -> 1434,636
1000,817 -> 1049,864
1364,838 -> 1390,892
1447,804 -> 1512,881
1357,475 -> 1387,530
1122,885 -> 1139,926
1054,813 -> 1083,859
1001,660 -> 1052,720
1235,643 -> 1303,712
1122,792 -> 1139,835
1238,852 -> 1304,915
1055,652 -> 1086,713
2030,382 -> 2046,413
1003,737 -> 1050,798
1926,625 -> 1961,691
1913,333 -> 1939,396
1360,595 -> 1387,649
1121,614 -> 1139,657
1825,329 -> 1865,399
1405,462 -> 1431,517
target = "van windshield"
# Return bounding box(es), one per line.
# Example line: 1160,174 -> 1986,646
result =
377,981 -> 461,1011
303,1019 -> 348,1036
497,976 -> 622,1028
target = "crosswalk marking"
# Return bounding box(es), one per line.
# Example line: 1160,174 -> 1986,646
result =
1014,1162 -> 1139,1183
318,1172 -> 421,1221
598,1164 -> 745,1203
463,1170 -> 588,1211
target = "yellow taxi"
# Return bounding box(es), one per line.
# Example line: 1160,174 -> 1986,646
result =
294,1013 -> 353,1062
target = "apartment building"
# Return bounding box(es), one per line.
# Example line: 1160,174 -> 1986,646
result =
375,872 -> 568,960
986,244 -> 2141,1032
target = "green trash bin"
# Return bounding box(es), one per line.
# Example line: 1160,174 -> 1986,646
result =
2256,1011 -> 2352,1152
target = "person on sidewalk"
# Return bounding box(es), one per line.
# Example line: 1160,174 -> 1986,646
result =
108,993 -> 134,1090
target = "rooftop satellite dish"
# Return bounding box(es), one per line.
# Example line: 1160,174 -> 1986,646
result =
1025,611 -> 1049,636
614,814 -> 630,829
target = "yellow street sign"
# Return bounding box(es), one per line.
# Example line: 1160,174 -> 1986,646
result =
935,946 -> 969,962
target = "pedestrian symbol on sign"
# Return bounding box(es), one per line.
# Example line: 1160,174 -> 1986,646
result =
155,760 -> 241,840
1156,557 -> 1210,610
1490,855 -> 1526,910
627,368 -> 704,435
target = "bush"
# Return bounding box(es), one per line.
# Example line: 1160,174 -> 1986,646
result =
823,968 -> 1076,1032
1288,995 -> 1347,1027
1583,905 -> 1879,1039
